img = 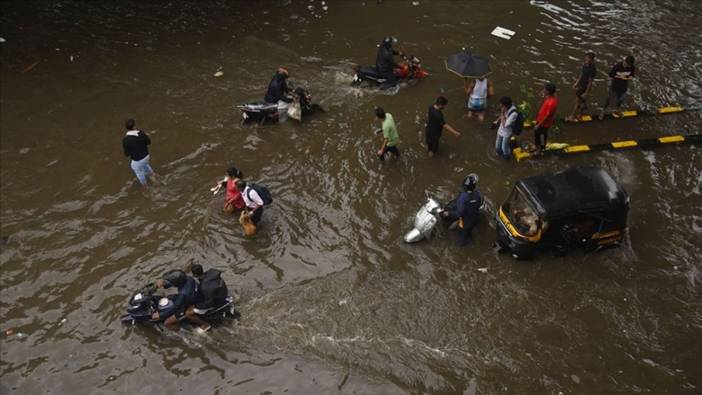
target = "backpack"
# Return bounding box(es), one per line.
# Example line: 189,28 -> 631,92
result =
509,107 -> 524,136
247,183 -> 273,205
199,269 -> 229,305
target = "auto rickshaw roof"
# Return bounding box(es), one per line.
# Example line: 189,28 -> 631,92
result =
517,166 -> 628,221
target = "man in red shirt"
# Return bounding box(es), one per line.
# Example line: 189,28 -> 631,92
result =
532,82 -> 558,152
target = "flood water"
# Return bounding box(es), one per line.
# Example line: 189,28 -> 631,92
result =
1,1 -> 702,394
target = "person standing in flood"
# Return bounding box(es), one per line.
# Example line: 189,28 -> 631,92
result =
493,96 -> 518,160
599,55 -> 635,120
264,67 -> 293,122
531,83 -> 558,152
566,52 -> 596,122
213,166 -> 245,214
464,76 -> 494,121
237,180 -> 265,225
425,96 -> 461,158
375,107 -> 400,161
122,119 -> 157,188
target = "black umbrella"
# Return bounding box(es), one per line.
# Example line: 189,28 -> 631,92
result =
445,49 -> 491,78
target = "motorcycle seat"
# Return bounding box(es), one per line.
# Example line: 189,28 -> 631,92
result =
358,66 -> 384,78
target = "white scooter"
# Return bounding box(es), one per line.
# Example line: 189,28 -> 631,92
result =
403,198 -> 459,243
404,174 -> 485,244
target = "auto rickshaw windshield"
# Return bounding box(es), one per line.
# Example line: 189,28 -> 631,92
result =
504,188 -> 541,236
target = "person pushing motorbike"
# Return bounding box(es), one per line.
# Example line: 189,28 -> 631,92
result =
375,36 -> 402,88
264,67 -> 293,121
442,174 -> 483,246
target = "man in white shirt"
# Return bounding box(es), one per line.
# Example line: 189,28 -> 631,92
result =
236,180 -> 264,224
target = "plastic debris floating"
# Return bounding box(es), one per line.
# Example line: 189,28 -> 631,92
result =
491,26 -> 516,40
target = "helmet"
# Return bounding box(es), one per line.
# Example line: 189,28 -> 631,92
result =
463,173 -> 479,191
382,36 -> 396,47
161,270 -> 186,288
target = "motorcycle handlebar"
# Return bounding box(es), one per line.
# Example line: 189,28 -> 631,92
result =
142,283 -> 157,294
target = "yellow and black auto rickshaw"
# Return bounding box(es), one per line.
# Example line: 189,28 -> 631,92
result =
496,166 -> 629,259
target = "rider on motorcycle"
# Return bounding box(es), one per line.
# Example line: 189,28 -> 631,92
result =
264,67 -> 293,121
375,36 -> 401,87
151,269 -> 198,331
185,264 -> 230,333
443,174 -> 484,246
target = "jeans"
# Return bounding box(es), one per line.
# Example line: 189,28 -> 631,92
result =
495,134 -> 512,158
534,126 -> 548,150
130,155 -> 154,185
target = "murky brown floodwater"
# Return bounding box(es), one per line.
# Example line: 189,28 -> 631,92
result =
2,1 -> 702,394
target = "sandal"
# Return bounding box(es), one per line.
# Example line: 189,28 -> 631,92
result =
195,325 -> 211,334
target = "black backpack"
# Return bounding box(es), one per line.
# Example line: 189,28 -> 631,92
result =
199,269 -> 229,304
509,107 -> 525,136
247,183 -> 273,205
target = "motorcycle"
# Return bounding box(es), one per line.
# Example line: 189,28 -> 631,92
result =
120,283 -> 238,327
351,54 -> 429,88
237,86 -> 324,125
403,198 -> 459,243
404,193 -> 487,243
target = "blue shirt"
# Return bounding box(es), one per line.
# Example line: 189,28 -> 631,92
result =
160,277 -> 197,317
455,190 -> 483,231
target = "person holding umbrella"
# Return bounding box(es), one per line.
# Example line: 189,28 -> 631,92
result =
464,76 -> 494,121
446,49 -> 492,121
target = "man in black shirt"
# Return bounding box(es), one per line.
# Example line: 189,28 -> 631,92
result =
567,52 -> 596,122
599,55 -> 635,120
425,96 -> 461,158
122,119 -> 157,187
264,67 -> 293,122
264,67 -> 292,104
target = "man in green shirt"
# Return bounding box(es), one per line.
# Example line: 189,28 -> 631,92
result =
375,107 -> 400,161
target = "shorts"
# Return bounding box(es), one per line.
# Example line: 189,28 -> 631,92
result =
130,155 -> 154,185
379,145 -> 400,161
426,133 -> 440,153
467,96 -> 486,111
575,87 -> 587,103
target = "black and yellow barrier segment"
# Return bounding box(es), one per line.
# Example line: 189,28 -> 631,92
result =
512,134 -> 702,162
522,105 -> 700,128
